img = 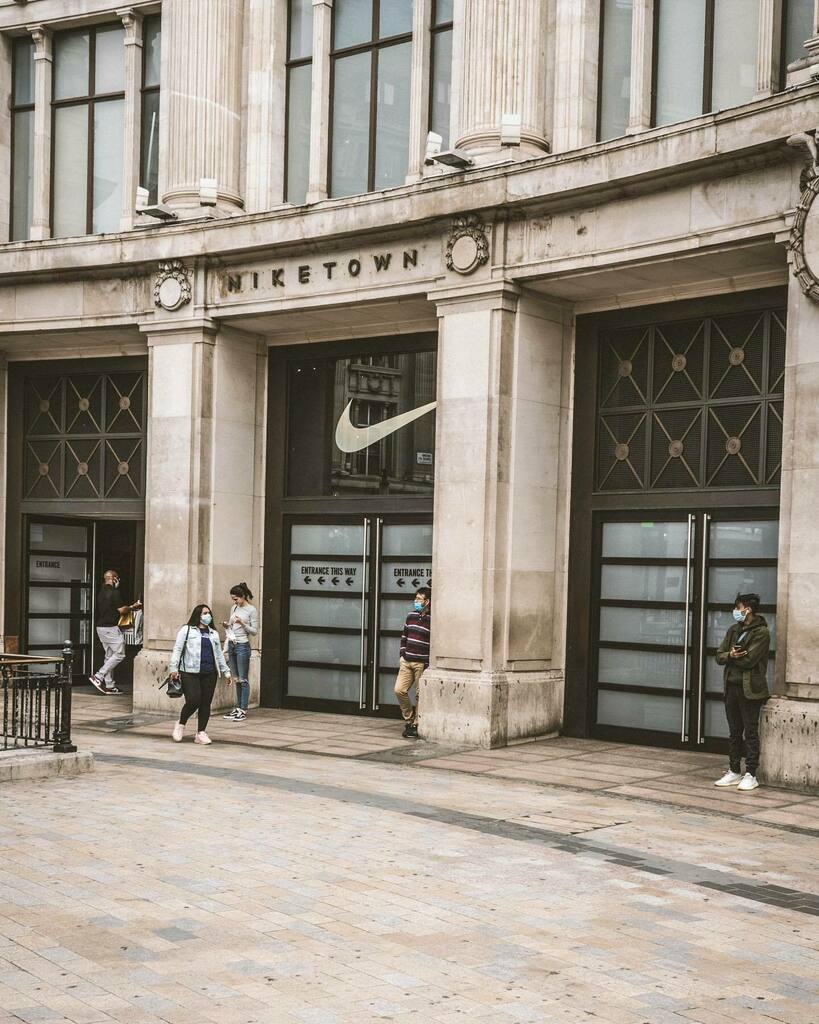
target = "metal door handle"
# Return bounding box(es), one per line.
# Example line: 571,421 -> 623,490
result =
359,518 -> 369,710
371,517 -> 383,710
695,514 -> 711,744
680,514 -> 694,742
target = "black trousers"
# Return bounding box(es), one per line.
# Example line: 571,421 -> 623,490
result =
179,671 -> 218,732
725,682 -> 763,775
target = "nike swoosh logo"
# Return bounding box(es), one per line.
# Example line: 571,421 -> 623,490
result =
334,400 -> 437,453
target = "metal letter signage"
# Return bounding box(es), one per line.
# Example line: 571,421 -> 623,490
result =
334,400 -> 437,453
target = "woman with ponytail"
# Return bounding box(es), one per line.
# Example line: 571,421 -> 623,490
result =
222,582 -> 258,722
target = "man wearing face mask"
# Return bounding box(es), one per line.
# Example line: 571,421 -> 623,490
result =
89,569 -> 142,694
714,592 -> 771,792
394,586 -> 431,739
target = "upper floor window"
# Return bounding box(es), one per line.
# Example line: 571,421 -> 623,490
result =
52,24 -> 126,236
11,37 -> 35,241
430,0 -> 453,149
286,0 -> 313,205
598,0 -> 633,141
783,0 -> 815,71
141,16 -> 161,205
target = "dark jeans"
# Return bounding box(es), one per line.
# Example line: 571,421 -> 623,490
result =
227,640 -> 251,711
725,682 -> 763,775
179,671 -> 218,732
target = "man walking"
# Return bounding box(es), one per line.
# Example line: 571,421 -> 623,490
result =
713,592 -> 771,792
89,569 -> 141,695
394,586 -> 431,739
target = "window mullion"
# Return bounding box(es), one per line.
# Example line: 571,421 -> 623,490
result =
628,0 -> 654,134
120,10 -> 144,231
86,30 -> 96,235
308,0 -> 332,203
755,0 -> 783,97
703,0 -> 715,113
368,43 -> 378,192
30,26 -> 53,241
406,0 -> 432,181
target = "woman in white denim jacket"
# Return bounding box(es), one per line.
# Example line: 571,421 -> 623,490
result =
168,603 -> 230,745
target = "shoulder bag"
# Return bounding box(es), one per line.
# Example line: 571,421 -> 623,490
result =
160,626 -> 190,699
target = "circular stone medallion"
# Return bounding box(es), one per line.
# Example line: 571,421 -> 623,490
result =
618,360 -> 633,378
449,234 -> 481,274
728,347 -> 745,366
158,276 -> 185,311
668,440 -> 684,458
671,354 -> 687,372
725,436 -> 742,455
614,442 -> 630,461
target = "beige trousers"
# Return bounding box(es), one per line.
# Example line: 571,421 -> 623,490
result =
394,657 -> 425,724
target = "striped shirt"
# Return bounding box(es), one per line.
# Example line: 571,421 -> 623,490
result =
400,610 -> 431,667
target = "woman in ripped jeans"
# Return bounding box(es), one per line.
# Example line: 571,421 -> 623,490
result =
222,582 -> 258,722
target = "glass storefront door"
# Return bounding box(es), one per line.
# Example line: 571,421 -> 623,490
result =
283,515 -> 432,714
592,511 -> 777,749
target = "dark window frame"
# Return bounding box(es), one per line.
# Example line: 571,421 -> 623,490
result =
10,36 -> 36,242
139,14 -> 161,204
50,24 -> 126,236
285,0 -> 313,203
328,1 -> 414,198
428,0 -> 454,147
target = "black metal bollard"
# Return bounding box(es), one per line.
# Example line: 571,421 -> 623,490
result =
53,640 -> 77,754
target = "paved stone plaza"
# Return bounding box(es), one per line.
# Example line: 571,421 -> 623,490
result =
1,697 -> 818,1024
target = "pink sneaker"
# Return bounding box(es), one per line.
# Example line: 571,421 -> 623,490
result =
172,723 -> 184,742
194,731 -> 212,745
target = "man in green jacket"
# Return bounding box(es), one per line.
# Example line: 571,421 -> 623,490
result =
713,592 -> 770,792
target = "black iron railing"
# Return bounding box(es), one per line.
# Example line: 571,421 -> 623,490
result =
1,641 -> 77,753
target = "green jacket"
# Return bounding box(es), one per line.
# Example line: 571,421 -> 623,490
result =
715,614 -> 770,700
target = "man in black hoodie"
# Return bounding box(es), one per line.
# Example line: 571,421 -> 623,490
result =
89,569 -> 141,695
713,592 -> 770,792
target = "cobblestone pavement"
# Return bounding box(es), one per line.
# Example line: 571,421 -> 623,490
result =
0,699 -> 817,1024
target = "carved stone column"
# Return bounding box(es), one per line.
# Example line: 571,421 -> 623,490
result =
306,0 -> 333,203
628,0 -> 654,134
552,0 -> 599,154
245,0 -> 286,213
118,9 -> 143,230
162,0 -> 244,212
28,26 -> 52,241
454,0 -> 549,158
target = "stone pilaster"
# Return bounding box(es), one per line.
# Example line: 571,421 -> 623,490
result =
162,0 -> 244,212
420,283 -> 573,747
755,0 -> 783,98
454,0 -> 549,158
244,0 -> 286,213
118,9 -> 143,231
132,322 -> 267,713
406,0 -> 432,180
28,25 -> 52,241
627,0 -> 654,134
551,0 -> 599,154
306,0 -> 332,203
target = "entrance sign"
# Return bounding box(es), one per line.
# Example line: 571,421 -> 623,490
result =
335,399 -> 437,453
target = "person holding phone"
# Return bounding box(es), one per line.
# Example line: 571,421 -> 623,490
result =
89,569 -> 142,695
221,582 -> 258,722
713,592 -> 771,792
169,604 -> 231,745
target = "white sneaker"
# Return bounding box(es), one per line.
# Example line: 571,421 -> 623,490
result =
222,708 -> 240,719
172,722 -> 184,742
194,731 -> 212,745
714,770 -> 743,787
88,675 -> 107,694
232,710 -> 247,722
737,773 -> 759,792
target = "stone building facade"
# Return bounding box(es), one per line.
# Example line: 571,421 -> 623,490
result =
1,0 -> 818,790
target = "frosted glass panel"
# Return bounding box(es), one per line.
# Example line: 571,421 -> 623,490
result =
707,566 -> 777,605
29,523 -> 88,552
53,105 -> 89,237
598,648 -> 684,689
430,28 -> 452,148
292,524 -> 365,555
13,38 -> 34,104
28,587 -> 89,614
11,110 -> 34,242
290,559 -> 364,592
94,25 -> 125,94
54,31 -> 89,99
655,0 -> 705,126
707,610 -> 776,649
600,564 -> 687,602
382,525 -> 432,555
143,17 -> 162,86
381,561 -> 432,594
784,0 -> 814,65
28,618 -> 72,646
374,41 -> 411,190
288,666 -> 359,700
598,0 -> 633,140
331,52 -> 371,197
289,0 -> 313,59
712,0 -> 759,111
379,671 -> 400,705
29,555 -> 88,583
599,607 -> 687,646
435,0 -> 453,23
289,630 -> 361,665
709,521 -> 778,559
93,99 -> 124,233
597,690 -> 684,731
379,0 -> 413,37
705,699 -> 730,739
141,90 -> 160,203
380,598 -> 410,630
335,0 -> 373,48
289,596 -> 364,629
602,521 -> 688,558
287,63 -> 312,205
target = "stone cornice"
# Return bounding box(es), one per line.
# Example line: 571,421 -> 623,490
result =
0,85 -> 816,285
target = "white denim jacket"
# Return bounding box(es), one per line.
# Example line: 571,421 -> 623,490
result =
169,624 -> 230,676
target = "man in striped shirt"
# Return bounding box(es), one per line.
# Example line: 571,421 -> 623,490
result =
395,587 -> 431,739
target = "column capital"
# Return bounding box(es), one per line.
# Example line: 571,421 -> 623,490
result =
428,279 -> 521,314
27,25 -> 52,59
117,8 -> 145,45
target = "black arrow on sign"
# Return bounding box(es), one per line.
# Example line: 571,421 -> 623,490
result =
345,577 -> 354,587
331,577 -> 340,586
396,579 -> 405,588
412,579 -> 420,588
303,576 -> 312,585
426,578 -> 432,587
317,576 -> 326,585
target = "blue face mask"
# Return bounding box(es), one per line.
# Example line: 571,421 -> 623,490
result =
201,613 -> 213,626
732,608 -> 745,623
414,601 -> 424,612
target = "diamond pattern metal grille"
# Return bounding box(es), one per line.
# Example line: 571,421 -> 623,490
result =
596,308 -> 785,492
23,372 -> 147,502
